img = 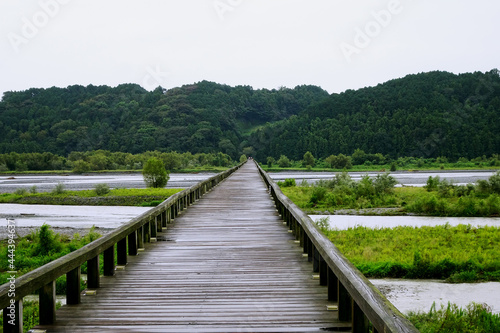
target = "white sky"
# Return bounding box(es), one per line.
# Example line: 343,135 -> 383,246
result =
1,0 -> 499,96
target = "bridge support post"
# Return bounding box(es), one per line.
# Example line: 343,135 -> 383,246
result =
327,267 -> 338,302
312,247 -> 320,273
128,231 -> 138,256
137,226 -> 145,249
156,215 -> 162,233
39,280 -> 56,325
307,237 -> 313,262
87,255 -> 100,289
117,238 -> 127,265
104,245 -> 115,276
150,219 -> 157,238
338,281 -> 352,322
162,211 -> 167,228
319,256 -> 327,286
353,300 -> 370,333
67,266 -> 81,304
3,300 -> 23,333
144,221 -> 150,242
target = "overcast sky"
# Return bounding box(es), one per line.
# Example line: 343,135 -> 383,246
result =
1,0 -> 499,97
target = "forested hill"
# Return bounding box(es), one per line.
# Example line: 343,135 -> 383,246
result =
0,81 -> 329,158
248,70 -> 500,161
1,70 -> 499,162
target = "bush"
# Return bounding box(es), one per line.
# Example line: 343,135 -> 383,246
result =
277,178 -> 296,187
94,183 -> 110,196
52,183 -> 66,194
309,186 -> 327,204
266,156 -> 275,167
73,160 -> 91,174
277,155 -> 291,168
14,188 -> 28,195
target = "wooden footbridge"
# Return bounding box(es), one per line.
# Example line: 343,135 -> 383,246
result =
1,161 -> 418,332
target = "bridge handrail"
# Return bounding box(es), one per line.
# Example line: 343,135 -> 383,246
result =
255,161 -> 418,333
0,162 -> 244,312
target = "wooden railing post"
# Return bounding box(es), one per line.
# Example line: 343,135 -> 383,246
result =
353,300 -> 370,333
338,281 -> 352,322
128,231 -> 138,256
319,256 -> 328,286
327,266 -> 338,302
117,238 -> 127,265
150,218 -> 157,238
39,280 -> 56,325
312,246 -> 320,273
156,215 -> 162,233
162,210 -> 167,228
3,300 -> 23,333
144,221 -> 150,242
137,226 -> 144,249
87,255 -> 100,289
67,266 -> 81,304
103,245 -> 115,276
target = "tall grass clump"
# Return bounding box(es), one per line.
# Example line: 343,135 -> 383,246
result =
407,302 -> 500,333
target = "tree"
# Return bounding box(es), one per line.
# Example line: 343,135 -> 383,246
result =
143,158 -> 169,188
239,154 -> 247,163
303,151 -> 315,167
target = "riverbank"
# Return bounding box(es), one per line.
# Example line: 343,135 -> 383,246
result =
0,188 -> 183,206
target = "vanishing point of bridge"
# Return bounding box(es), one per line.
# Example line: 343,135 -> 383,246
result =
1,161 -> 417,332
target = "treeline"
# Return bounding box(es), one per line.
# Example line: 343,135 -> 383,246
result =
267,149 -> 500,170
249,70 -> 500,161
0,81 -> 328,158
0,150 -> 235,172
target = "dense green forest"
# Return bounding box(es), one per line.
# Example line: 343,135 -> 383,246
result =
1,70 -> 499,162
249,70 -> 500,161
0,82 -> 328,158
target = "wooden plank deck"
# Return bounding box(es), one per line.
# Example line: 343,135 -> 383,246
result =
36,162 -> 349,332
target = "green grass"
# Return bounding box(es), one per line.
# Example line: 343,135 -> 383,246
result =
407,302 -> 500,333
0,188 -> 183,206
321,223 -> 500,281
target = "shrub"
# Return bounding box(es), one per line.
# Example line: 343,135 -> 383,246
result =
94,183 -> 110,196
277,178 -> 296,187
277,155 -> 291,168
29,185 -> 38,194
266,156 -> 275,167
52,183 -> 66,194
73,160 -> 91,174
309,186 -> 327,204
14,188 -> 28,195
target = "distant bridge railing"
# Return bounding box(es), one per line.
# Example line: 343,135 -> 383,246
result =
255,161 -> 419,333
0,162 -> 244,333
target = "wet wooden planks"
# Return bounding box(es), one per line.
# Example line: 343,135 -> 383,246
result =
36,162 -> 348,332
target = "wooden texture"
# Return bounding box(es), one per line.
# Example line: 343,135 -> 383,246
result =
35,162 -> 346,332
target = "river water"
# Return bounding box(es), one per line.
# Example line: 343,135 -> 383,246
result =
1,171 -> 499,315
